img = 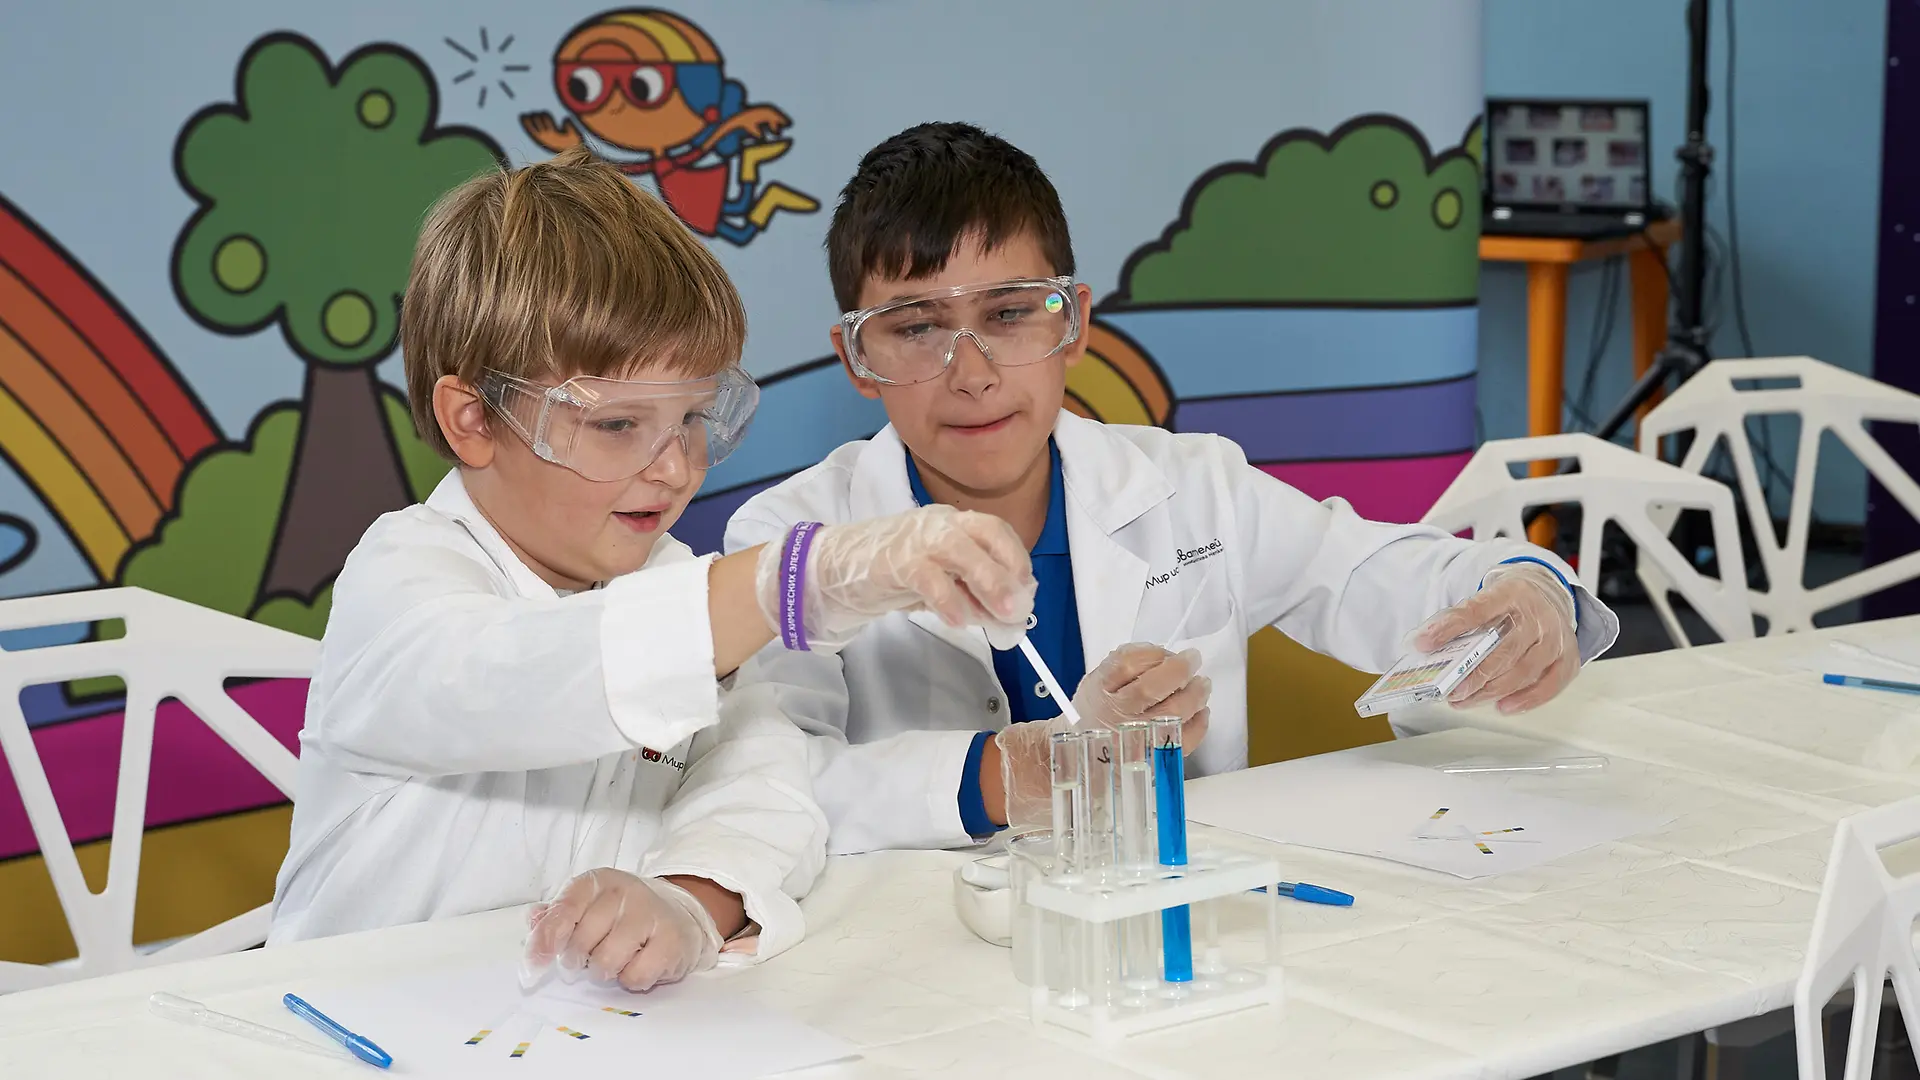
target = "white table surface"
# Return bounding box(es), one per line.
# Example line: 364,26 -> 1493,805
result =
7,619 -> 1920,1080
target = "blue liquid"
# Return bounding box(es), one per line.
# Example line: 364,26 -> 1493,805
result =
1154,742 -> 1193,982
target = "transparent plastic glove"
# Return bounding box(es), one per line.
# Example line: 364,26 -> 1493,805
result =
1411,562 -> 1579,715
998,644 -> 1213,834
520,869 -> 721,993
755,504 -> 1037,652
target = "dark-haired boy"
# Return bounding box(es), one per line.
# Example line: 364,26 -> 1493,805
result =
726,122 -> 1618,854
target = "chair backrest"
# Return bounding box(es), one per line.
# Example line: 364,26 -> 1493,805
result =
0,588 -> 317,993
1640,356 -> 1920,634
1422,433 -> 1754,646
1795,796 -> 1920,1080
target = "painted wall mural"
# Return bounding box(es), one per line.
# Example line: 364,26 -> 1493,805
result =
0,1 -> 1482,962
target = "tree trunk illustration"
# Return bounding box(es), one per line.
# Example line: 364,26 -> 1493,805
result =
257,362 -> 411,600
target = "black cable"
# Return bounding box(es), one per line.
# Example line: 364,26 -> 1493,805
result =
1721,0 -> 1794,526
1568,258 -> 1624,430
1723,0 -> 1758,358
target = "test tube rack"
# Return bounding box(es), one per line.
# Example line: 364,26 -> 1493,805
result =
1020,844 -> 1284,1042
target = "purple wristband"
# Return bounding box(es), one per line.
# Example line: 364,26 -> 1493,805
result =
778,521 -> 823,651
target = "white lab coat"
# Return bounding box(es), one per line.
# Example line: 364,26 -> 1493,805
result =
270,471 -> 827,960
724,410 -> 1618,855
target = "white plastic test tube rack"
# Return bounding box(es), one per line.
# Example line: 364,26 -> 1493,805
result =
1021,724 -> 1283,1042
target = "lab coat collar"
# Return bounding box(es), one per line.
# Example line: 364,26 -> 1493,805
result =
1050,410 -> 1173,533
843,410 -> 1176,670
1052,410 -> 1169,666
422,470 -> 569,601
843,411 -> 1173,532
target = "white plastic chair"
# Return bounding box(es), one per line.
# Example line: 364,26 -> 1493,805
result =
1422,433 -> 1754,647
1640,356 -> 1920,634
0,587 -> 317,992
1794,795 -> 1920,1080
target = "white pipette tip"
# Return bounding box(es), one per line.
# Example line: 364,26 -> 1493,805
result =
1016,633 -> 1082,728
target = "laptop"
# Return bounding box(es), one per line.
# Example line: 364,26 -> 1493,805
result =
1483,98 -> 1668,240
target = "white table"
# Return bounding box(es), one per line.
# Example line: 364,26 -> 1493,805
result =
7,620 -> 1920,1079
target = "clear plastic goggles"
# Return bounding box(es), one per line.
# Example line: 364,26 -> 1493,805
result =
840,276 -> 1081,386
479,366 -> 759,482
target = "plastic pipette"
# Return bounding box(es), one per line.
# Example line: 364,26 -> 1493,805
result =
149,992 -> 352,1061
1438,756 -> 1608,774
1018,633 -> 1083,727
1833,640 -> 1920,677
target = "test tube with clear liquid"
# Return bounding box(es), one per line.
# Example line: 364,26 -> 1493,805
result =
1049,729 -> 1093,1007
1082,728 -> 1119,1006
1115,720 -> 1161,996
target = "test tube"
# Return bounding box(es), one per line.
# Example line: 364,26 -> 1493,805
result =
1115,721 -> 1156,868
1050,730 -> 1090,877
1083,729 -> 1118,870
1048,730 -> 1092,1007
1197,894 -> 1225,983
1115,721 -> 1160,993
1082,729 -> 1120,1005
1152,716 -> 1193,985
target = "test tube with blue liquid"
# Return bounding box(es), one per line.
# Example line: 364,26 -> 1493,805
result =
1152,716 -> 1193,985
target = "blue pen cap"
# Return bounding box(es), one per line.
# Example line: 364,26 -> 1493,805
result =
1823,673 -> 1845,685
1291,883 -> 1355,906
346,1035 -> 393,1069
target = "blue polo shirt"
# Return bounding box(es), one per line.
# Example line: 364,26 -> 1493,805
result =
905,441 -> 1086,838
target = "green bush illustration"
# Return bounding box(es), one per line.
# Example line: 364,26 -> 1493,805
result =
1111,115 -> 1480,308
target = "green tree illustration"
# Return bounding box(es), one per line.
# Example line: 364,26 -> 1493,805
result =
125,33 -> 500,633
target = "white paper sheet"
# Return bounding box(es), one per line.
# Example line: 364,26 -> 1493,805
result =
295,963 -> 857,1079
1185,754 -> 1672,878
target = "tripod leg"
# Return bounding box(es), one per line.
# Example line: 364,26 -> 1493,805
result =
1594,347 -> 1697,446
1630,241 -> 1673,452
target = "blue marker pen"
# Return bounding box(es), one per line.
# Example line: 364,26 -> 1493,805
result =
1151,716 -> 1192,983
1824,672 -> 1920,697
283,994 -> 392,1069
1277,882 -> 1355,906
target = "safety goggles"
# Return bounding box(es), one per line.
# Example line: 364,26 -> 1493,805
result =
839,276 -> 1081,387
479,367 -> 758,482
555,61 -> 677,112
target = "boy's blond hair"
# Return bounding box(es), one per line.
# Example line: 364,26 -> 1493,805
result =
402,145 -> 747,460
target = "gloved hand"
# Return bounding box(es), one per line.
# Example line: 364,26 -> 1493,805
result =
520,869 -> 721,993
999,644 -> 1213,834
755,505 -> 1037,653
1411,561 -> 1579,714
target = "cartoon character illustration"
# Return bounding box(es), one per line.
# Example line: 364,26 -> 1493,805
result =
519,9 -> 818,246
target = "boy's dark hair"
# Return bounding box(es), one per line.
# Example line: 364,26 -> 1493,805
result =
826,122 -> 1075,312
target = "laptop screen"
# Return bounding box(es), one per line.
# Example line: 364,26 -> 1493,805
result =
1485,99 -> 1651,213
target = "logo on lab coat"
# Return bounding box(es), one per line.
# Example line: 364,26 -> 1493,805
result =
1175,539 -> 1223,566
1147,538 -> 1224,588
639,746 -> 688,771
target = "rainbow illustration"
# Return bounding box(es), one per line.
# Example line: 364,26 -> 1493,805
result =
0,194 -> 218,579
556,1026 -> 591,1040
601,1007 -> 641,1017
465,1028 -> 493,1046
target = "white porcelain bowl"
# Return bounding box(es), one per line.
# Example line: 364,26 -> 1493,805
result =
951,856 -> 1013,947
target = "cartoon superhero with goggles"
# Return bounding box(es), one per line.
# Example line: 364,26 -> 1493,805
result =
521,9 -> 818,246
